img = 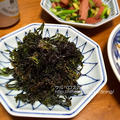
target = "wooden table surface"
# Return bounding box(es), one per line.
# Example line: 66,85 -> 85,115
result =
0,0 -> 120,120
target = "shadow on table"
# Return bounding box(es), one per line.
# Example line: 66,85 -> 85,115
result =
77,21 -> 113,37
40,10 -> 58,24
103,43 -> 120,104
11,116 -> 69,120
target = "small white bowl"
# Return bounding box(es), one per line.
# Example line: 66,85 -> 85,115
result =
107,24 -> 120,82
0,23 -> 107,118
40,0 -> 120,28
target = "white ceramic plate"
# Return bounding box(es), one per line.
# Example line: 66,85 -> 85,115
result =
107,24 -> 120,82
40,0 -> 120,28
0,23 -> 107,118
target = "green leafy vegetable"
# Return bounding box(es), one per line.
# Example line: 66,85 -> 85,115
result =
50,0 -> 60,2
0,67 -> 13,76
101,5 -> 110,19
0,23 -> 84,107
89,0 -> 95,7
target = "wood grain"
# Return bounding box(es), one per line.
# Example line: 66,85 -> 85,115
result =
0,0 -> 120,120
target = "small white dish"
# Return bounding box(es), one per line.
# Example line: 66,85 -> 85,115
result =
107,24 -> 120,82
0,23 -> 107,118
40,0 -> 120,28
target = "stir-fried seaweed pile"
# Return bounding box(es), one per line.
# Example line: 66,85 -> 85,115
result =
0,24 -> 84,107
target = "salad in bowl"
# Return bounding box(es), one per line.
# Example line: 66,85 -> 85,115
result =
40,0 -> 120,28
50,0 -> 111,24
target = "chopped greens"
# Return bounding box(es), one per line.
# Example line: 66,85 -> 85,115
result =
0,23 -> 84,107
50,0 -> 111,24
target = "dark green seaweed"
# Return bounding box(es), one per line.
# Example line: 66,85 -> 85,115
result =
0,23 -> 84,107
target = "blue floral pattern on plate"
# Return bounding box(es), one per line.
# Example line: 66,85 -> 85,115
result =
112,29 -> 120,74
108,24 -> 120,82
0,23 -> 107,118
